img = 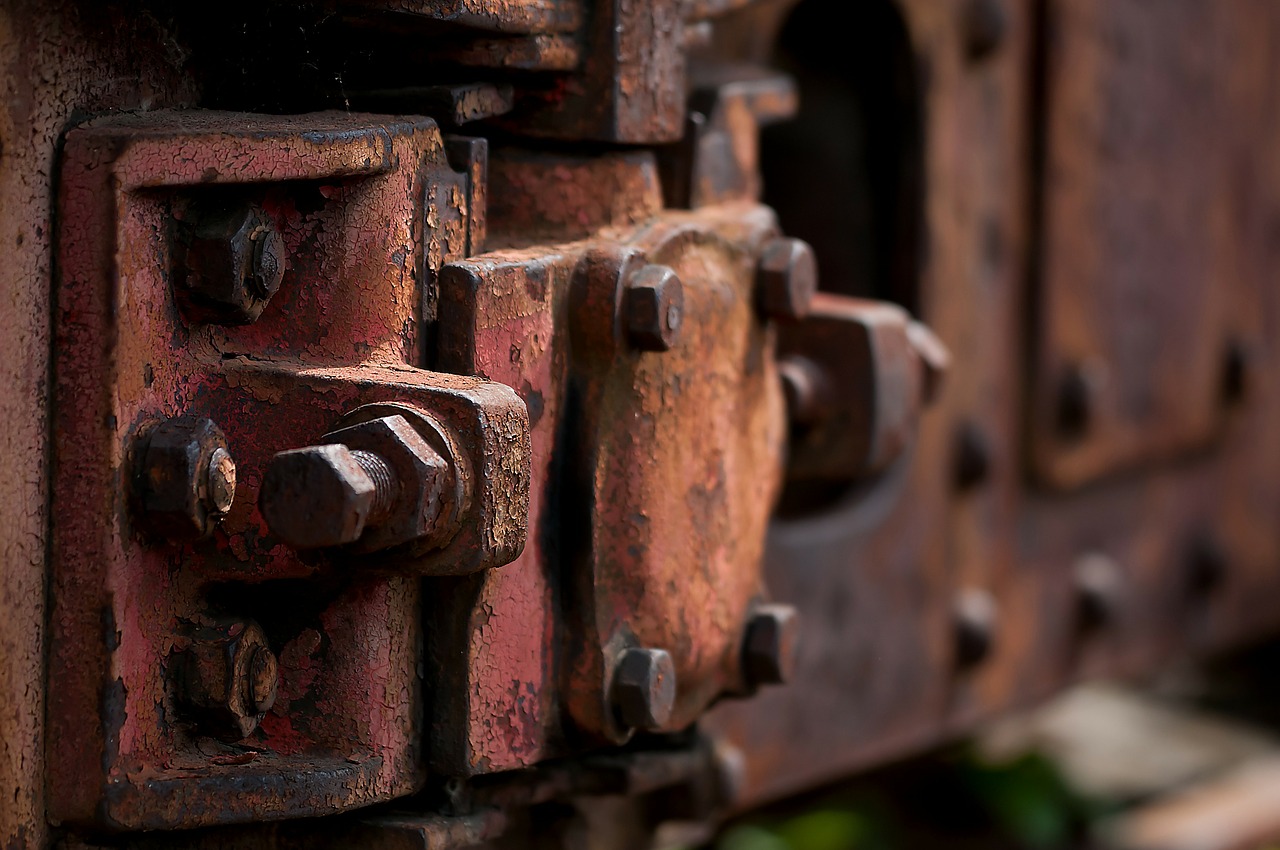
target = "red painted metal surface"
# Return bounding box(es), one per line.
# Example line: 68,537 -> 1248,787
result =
48,111 -> 529,830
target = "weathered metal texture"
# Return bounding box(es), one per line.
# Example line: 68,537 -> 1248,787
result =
433,248 -> 572,776
12,0 -> 1280,846
431,142 -> 796,769
706,0 -> 1280,816
209,363 -> 529,576
701,0 -> 1029,805
977,0 -> 1280,743
485,148 -> 665,246
339,0 -> 584,34
1028,0 -> 1254,489
0,3 -> 203,846
433,33 -> 582,72
498,0 -> 688,142
564,209 -> 787,742
776,293 -> 942,481
47,111 -> 528,830
659,69 -> 798,210
426,150 -> 668,775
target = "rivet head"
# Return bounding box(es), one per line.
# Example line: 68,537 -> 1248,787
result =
1075,553 -> 1123,629
953,422 -> 992,491
953,588 -> 998,668
1188,535 -> 1228,594
1054,360 -> 1105,442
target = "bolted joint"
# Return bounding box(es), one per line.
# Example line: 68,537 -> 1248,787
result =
260,413 -> 458,553
611,647 -> 677,732
756,237 -> 818,322
134,417 -> 237,541
175,202 -> 286,325
179,618 -> 278,741
742,604 -> 800,691
260,444 -> 378,549
623,264 -> 684,351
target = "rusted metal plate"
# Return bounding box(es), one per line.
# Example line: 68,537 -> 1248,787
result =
497,0 -> 688,142
340,0 -> 584,34
658,69 -> 798,210
562,207 -> 788,742
47,111 -> 530,830
706,0 -> 1280,815
776,293 -> 943,482
0,5 -> 209,846
1028,0 -> 1253,488
431,147 -> 800,771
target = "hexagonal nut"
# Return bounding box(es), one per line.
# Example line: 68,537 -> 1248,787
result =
742,604 -> 799,689
136,417 -> 235,540
323,414 -> 454,552
177,204 -> 285,325
259,443 -> 376,548
623,264 -> 685,351
180,619 -> 278,741
611,647 -> 677,732
756,237 -> 817,322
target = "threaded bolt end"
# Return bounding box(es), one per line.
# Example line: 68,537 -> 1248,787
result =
350,450 -> 398,525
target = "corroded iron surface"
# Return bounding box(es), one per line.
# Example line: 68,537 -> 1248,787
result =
7,0 -> 1280,847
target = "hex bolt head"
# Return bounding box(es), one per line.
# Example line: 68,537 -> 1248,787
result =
177,203 -> 286,325
180,619 -> 278,741
612,647 -> 677,732
1188,534 -> 1228,594
259,443 -> 377,549
953,588 -> 998,668
1075,553 -> 1123,629
623,264 -> 685,351
742,604 -> 800,690
135,417 -> 236,541
756,237 -> 817,322
1220,337 -> 1251,407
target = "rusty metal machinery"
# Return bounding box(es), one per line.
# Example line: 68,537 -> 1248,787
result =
2,0 -> 1280,846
